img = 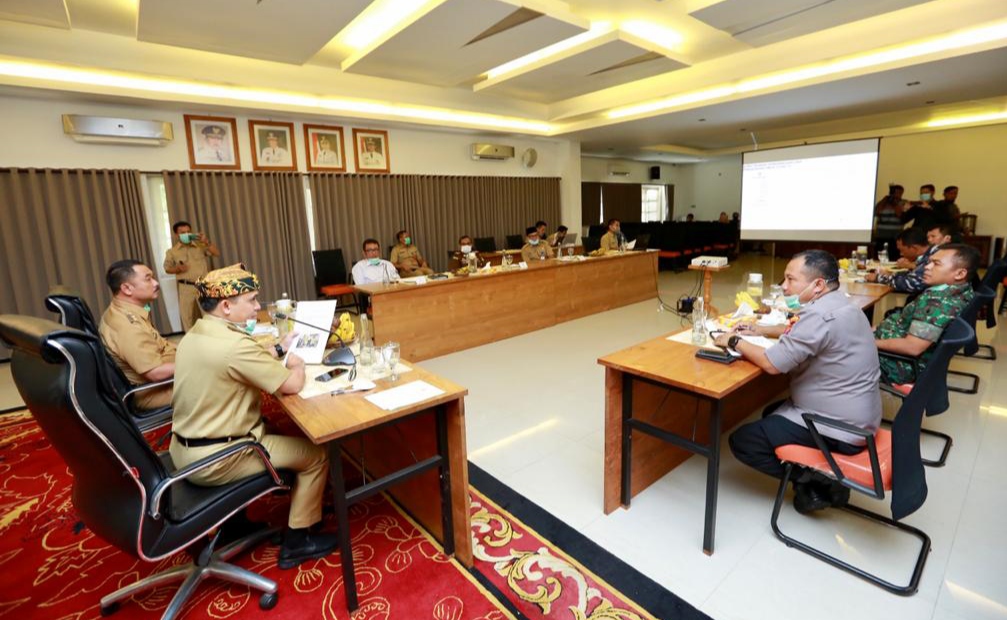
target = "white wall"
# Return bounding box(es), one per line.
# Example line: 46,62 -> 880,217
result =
0,92 -> 573,178
680,155 -> 742,221
580,156 -> 684,186
877,124 -> 1007,237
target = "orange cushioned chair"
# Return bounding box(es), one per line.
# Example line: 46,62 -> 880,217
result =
312,249 -> 362,315
770,317 -> 973,596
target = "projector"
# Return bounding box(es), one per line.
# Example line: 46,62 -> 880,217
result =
690,256 -> 729,268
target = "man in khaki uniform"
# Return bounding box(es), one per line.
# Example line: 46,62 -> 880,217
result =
170,264 -> 337,569
390,229 -> 434,277
600,218 -> 622,254
98,260 -> 175,410
521,226 -> 554,263
163,220 -> 220,331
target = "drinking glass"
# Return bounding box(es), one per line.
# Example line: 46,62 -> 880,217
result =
568,246 -> 575,258
266,302 -> 278,324
383,342 -> 401,381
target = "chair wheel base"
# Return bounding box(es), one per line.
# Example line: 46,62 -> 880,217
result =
259,592 -> 278,610
100,602 -> 120,616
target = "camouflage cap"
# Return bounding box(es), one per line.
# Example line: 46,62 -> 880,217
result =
196,263 -> 260,299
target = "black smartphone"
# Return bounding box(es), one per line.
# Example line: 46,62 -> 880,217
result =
696,348 -> 737,364
315,367 -> 349,382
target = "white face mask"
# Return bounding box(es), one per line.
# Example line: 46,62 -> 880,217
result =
460,245 -> 472,254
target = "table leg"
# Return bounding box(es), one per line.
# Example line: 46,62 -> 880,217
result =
328,441 -> 358,611
703,399 -> 722,555
435,406 -> 455,556
703,269 -> 719,316
620,373 -> 634,507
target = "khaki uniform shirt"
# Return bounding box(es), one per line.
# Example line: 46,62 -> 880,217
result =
390,244 -> 426,271
163,243 -> 213,282
521,242 -> 553,263
99,299 -> 175,406
172,315 -> 290,441
600,231 -> 619,253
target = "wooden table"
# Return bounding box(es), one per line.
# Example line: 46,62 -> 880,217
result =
356,250 -> 659,361
276,363 -> 471,610
597,286 -> 890,555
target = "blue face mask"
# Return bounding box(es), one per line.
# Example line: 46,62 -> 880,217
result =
529,238 -> 539,246
180,232 -> 195,244
404,237 -> 412,246
143,303 -> 151,313
783,280 -> 819,311
920,193 -> 931,201
368,258 -> 380,266
234,318 -> 256,334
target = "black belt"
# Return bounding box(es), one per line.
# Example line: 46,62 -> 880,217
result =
178,279 -> 197,286
173,433 -> 251,448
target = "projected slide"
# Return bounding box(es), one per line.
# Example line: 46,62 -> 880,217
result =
740,138 -> 880,242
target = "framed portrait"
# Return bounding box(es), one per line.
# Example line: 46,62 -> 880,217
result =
249,120 -> 298,171
184,114 -> 240,170
352,128 -> 391,174
303,124 -> 346,172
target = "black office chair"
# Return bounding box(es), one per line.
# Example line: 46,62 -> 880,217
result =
582,237 -> 601,253
474,237 -> 497,253
0,315 -> 293,619
771,317 -> 973,595
505,234 -> 524,250
45,288 -> 173,433
312,249 -> 363,315
966,257 -> 1006,359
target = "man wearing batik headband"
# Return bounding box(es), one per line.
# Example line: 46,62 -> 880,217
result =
170,264 -> 338,569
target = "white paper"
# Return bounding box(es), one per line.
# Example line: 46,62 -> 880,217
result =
365,380 -> 445,411
666,329 -> 741,356
626,239 -> 637,250
299,374 -> 376,399
518,262 -> 528,269
288,300 -> 338,365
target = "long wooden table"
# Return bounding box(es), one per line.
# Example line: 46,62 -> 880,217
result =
276,363 -> 471,611
597,283 -> 890,555
356,250 -> 659,361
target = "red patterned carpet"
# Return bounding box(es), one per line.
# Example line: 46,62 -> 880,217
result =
0,410 -> 672,620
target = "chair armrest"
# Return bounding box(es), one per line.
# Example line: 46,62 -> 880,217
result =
123,378 -> 174,408
877,350 -> 925,382
148,440 -> 283,519
800,413 -> 885,500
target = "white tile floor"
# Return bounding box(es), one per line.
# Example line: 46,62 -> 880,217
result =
2,253 -> 1004,620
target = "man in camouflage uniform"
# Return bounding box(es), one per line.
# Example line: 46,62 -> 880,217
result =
99,259 -> 175,410
875,244 -> 978,384
390,229 -> 434,277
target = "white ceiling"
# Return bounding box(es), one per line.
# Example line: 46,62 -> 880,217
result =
0,0 -> 1004,159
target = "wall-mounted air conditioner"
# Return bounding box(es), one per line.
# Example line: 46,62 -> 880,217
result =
471,143 -> 515,160
62,115 -> 174,146
608,165 -> 631,177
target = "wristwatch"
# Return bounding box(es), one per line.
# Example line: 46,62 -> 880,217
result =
274,343 -> 285,358
727,335 -> 741,352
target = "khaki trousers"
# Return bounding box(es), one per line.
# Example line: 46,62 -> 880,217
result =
169,434 -> 329,529
177,282 -> 200,332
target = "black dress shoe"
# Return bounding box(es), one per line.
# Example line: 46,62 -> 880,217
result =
793,481 -> 832,515
278,532 -> 339,569
828,481 -> 851,508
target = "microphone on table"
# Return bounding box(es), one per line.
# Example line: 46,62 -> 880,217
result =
274,313 -> 356,368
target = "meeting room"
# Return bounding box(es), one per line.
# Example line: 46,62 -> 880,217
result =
1,2 -> 1006,619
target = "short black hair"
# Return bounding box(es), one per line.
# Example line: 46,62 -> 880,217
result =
793,249 -> 839,285
106,259 -> 143,294
535,221 -> 547,228
458,235 -> 472,244
557,225 -> 568,233
943,185 -> 958,193
172,220 -> 191,234
897,226 -> 928,247
928,222 -> 958,239
607,218 -> 619,227
525,226 -> 538,236
939,243 -> 980,281
199,297 -> 222,312
395,230 -> 407,242
920,184 -> 935,193
362,237 -> 380,251
889,184 -> 904,193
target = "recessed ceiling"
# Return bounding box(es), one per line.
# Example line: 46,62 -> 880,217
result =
137,0 -> 372,65
341,0 -> 588,87
0,0 -> 68,29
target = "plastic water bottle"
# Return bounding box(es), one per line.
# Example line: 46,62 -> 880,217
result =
746,273 -> 764,300
849,251 -> 858,276
276,293 -> 292,337
691,297 -> 706,345
878,242 -> 889,265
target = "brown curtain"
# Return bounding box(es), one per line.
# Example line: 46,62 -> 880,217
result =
308,174 -> 408,269
311,175 -> 560,273
601,182 -> 643,223
162,171 -> 313,302
666,184 -> 675,221
0,168 -> 167,356
581,182 -> 602,226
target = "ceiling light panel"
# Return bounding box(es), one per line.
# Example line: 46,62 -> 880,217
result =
340,0 -> 588,87
137,0 -> 370,64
